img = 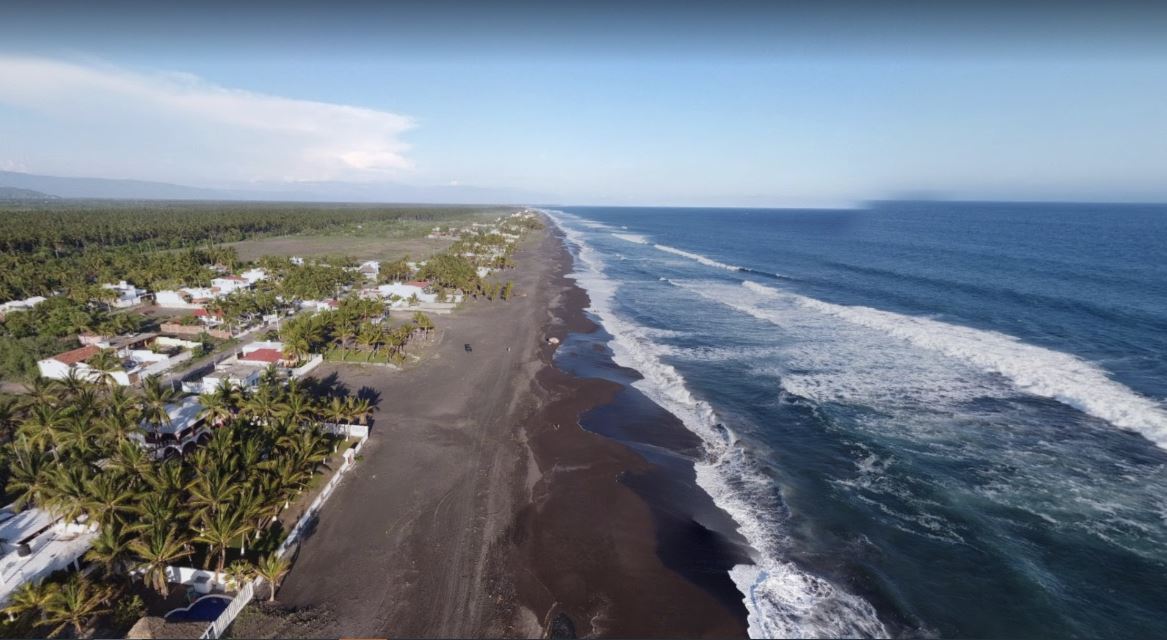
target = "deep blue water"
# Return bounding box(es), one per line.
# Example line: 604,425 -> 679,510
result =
548,202 -> 1167,638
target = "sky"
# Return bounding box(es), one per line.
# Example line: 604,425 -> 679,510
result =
1,0 -> 1165,206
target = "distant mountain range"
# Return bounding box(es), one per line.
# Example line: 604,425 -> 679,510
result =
0,186 -> 60,200
0,170 -> 547,204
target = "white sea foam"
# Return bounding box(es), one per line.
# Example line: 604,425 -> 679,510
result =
654,244 -> 744,271
736,281 -> 1167,450
547,211 -> 889,639
612,232 -> 650,245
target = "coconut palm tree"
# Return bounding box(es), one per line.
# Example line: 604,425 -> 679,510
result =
6,442 -> 53,509
82,473 -> 136,527
88,348 -> 124,387
84,524 -> 133,578
187,468 -> 238,521
255,553 -> 291,602
129,525 -> 192,598
195,510 -> 248,576
44,574 -> 112,638
225,560 -> 256,593
199,382 -> 237,428
348,397 -> 374,426
18,404 -> 67,460
139,375 -> 178,430
3,580 -> 57,629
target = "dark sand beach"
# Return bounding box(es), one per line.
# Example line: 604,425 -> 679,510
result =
269,224 -> 749,638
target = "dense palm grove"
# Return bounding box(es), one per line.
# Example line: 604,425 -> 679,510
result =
0,371 -> 372,637
0,202 -> 492,301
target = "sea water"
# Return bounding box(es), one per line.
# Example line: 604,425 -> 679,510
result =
547,202 -> 1167,638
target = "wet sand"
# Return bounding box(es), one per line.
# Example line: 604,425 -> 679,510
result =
274,224 -> 748,638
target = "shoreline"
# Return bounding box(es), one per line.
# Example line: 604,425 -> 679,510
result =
262,223 -> 748,638
499,224 -> 750,637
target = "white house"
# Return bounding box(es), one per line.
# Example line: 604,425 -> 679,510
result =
0,296 -> 47,319
155,287 -> 215,309
211,275 -> 250,296
240,268 -> 268,284
377,283 -> 436,307
101,281 -> 149,308
132,397 -> 210,460
38,334 -> 194,386
0,505 -> 97,607
199,362 -> 262,393
357,260 -> 380,280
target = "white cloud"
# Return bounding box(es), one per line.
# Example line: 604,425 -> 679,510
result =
0,56 -> 415,182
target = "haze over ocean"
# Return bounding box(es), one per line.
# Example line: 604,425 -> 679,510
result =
549,202 -> 1167,637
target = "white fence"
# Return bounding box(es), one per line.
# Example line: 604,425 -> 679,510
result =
197,430 -> 368,638
290,354 -> 324,379
201,580 -> 255,639
322,422 -> 369,439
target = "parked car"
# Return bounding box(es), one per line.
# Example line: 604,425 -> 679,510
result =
464,343 -> 473,352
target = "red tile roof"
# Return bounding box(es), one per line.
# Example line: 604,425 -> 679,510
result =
193,308 -> 224,318
240,348 -> 283,364
52,345 -> 100,365
407,280 -> 430,288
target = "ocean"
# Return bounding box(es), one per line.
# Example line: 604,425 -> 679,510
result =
545,202 -> 1167,638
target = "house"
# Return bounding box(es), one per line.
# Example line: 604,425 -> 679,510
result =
37,345 -> 102,382
0,296 -> 47,319
357,260 -> 380,280
300,299 -> 339,314
211,275 -> 250,296
240,268 -> 268,284
133,397 -> 210,460
38,334 -> 195,386
0,504 -> 98,607
200,362 -> 262,393
193,308 -> 225,327
155,288 -> 215,309
377,283 -> 437,307
101,281 -> 149,308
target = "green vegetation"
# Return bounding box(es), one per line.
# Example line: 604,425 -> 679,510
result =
0,373 -> 366,637
281,298 -> 434,365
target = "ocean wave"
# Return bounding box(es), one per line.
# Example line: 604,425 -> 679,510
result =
547,211 -> 889,639
612,232 -> 650,244
737,281 -> 1167,451
654,244 -> 743,271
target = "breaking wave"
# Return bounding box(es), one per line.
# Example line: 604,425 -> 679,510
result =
547,211 -> 889,639
737,279 -> 1167,450
654,244 -> 743,271
612,232 -> 650,245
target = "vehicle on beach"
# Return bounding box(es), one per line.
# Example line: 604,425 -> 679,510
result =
464,343 -> 473,352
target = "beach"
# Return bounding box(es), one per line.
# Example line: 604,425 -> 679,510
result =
268,224 -> 749,637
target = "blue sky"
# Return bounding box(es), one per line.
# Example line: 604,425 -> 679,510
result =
1,1 -> 1165,206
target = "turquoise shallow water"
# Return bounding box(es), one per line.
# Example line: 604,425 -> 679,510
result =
550,203 -> 1167,638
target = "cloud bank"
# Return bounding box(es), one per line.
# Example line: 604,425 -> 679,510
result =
0,57 -> 415,183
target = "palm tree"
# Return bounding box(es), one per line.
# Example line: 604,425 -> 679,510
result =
255,553 -> 291,602
195,510 -> 248,576
129,525 -> 192,598
84,524 -> 133,578
22,377 -> 59,409
43,574 -> 112,638
6,442 -> 53,509
83,473 -> 136,527
225,560 -> 256,593
199,381 -> 238,427
139,375 -> 178,430
187,467 -> 238,521
3,580 -> 58,628
348,397 -> 373,426
18,404 -> 67,460
88,348 -> 123,387
277,389 -> 315,427
321,396 -> 352,426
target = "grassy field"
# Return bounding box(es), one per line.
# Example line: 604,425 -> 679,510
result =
226,209 -> 505,263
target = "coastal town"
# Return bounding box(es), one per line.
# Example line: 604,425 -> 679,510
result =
0,207 -> 543,638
